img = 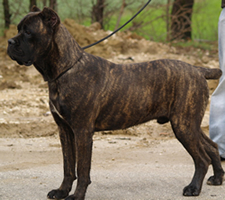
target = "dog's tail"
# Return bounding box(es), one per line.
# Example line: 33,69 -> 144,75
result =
194,66 -> 222,80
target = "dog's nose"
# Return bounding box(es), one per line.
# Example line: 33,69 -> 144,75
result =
8,39 -> 16,45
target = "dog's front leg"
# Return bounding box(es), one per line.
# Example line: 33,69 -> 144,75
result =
65,128 -> 93,200
47,111 -> 76,199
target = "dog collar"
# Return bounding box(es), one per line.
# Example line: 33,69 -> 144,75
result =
48,53 -> 83,83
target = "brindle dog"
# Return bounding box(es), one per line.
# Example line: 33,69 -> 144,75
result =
7,6 -> 224,200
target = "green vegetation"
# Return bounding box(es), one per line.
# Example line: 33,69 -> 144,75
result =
0,0 -> 221,44
192,0 -> 220,42
101,0 -> 221,42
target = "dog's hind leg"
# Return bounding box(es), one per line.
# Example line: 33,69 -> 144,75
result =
170,118 -> 211,196
200,131 -> 224,185
47,111 -> 76,199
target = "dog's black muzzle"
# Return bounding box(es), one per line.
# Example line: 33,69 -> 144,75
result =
7,38 -> 33,66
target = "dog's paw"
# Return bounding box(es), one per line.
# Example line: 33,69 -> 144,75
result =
183,185 -> 200,196
47,189 -> 69,199
207,175 -> 224,185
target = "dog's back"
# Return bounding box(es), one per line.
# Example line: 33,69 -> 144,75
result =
93,58 -> 214,131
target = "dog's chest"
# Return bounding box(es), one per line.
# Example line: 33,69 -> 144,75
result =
48,83 -> 68,119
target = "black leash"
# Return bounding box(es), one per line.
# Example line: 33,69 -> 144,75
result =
82,0 -> 152,50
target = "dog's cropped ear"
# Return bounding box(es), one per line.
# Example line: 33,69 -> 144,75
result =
39,7 -> 60,29
31,5 -> 41,12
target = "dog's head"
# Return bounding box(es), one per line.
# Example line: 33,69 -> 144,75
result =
7,6 -> 60,66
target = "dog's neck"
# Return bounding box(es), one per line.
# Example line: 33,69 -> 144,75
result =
34,24 -> 83,82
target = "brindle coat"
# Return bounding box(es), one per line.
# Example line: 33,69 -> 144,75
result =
7,6 -> 224,200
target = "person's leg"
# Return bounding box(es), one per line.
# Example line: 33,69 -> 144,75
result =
210,8 -> 225,159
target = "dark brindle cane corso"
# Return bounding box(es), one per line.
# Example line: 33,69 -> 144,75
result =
7,6 -> 224,200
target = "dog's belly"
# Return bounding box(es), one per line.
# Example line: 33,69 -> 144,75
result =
94,116 -> 154,131
94,100 -> 170,131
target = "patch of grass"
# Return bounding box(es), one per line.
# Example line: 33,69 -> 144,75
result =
192,0 -> 220,41
171,40 -> 217,51
0,0 -> 221,43
103,0 -> 221,42
127,0 -> 221,42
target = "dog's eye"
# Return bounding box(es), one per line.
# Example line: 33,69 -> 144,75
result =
24,30 -> 31,36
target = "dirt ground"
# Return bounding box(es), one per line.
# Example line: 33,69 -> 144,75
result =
0,20 -> 223,199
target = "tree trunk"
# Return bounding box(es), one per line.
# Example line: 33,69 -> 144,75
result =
43,0 -> 47,6
49,0 -> 57,11
170,0 -> 194,40
3,0 -> 11,28
29,0 -> 37,11
92,0 -> 105,29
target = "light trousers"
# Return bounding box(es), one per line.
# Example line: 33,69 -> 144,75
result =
210,8 -> 225,158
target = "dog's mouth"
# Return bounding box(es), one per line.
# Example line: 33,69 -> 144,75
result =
8,49 -> 33,66
16,59 -> 33,66
23,60 -> 33,66
9,54 -> 33,66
